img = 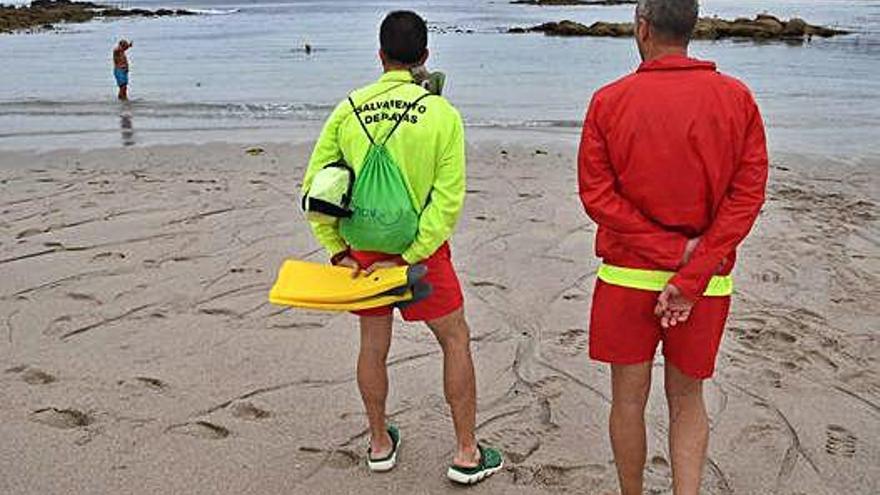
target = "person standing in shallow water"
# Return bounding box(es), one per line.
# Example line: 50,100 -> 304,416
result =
113,39 -> 132,101
300,11 -> 503,485
577,0 -> 768,493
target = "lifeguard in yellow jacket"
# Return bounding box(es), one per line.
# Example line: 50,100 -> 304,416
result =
300,10 -> 502,485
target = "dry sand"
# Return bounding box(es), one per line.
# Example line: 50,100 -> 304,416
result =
0,138 -> 877,494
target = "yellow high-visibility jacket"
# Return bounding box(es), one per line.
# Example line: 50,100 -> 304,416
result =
302,70 -> 466,264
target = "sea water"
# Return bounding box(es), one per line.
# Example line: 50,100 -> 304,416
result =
0,0 -> 878,154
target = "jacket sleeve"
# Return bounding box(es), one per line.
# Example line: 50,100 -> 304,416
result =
401,109 -> 466,264
670,99 -> 769,300
301,101 -> 350,259
578,95 -> 689,269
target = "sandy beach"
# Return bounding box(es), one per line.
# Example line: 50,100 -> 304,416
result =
0,138 -> 877,494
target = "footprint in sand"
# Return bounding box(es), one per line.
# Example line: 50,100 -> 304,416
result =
16,227 -> 45,239
770,330 -> 797,344
510,463 -> 587,488
825,424 -> 857,458
752,269 -> 782,284
67,292 -> 102,305
30,408 -> 92,429
739,422 -> 779,443
650,455 -> 669,469
532,375 -> 565,401
92,251 -> 126,261
22,368 -> 57,385
42,315 -> 72,336
325,449 -> 360,469
557,328 -> 587,353
270,321 -> 325,330
298,446 -> 360,469
229,267 -> 263,275
643,455 -> 672,490
780,360 -> 799,371
485,427 -> 542,464
471,280 -> 508,291
199,307 -> 239,317
133,376 -> 167,391
229,401 -> 271,420
761,368 -> 783,388
6,366 -> 57,385
168,421 -> 230,440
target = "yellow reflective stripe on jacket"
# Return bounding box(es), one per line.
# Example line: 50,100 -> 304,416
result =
597,264 -> 733,297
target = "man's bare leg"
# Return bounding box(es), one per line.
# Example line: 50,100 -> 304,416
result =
610,362 -> 653,495
426,308 -> 479,466
665,364 -> 708,495
358,314 -> 394,458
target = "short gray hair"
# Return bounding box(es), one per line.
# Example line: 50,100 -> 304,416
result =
636,0 -> 699,41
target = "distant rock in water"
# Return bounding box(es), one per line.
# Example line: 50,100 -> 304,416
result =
510,14 -> 849,40
0,0 -> 200,34
512,0 -> 636,5
693,14 -> 847,39
510,20 -> 632,36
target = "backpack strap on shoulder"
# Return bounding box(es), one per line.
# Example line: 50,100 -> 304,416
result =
381,92 -> 433,146
347,96 -> 376,146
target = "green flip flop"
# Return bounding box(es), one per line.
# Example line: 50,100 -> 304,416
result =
367,425 -> 401,473
447,444 -> 504,485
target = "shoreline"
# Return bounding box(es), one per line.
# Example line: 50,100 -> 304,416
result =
1,124 -> 877,165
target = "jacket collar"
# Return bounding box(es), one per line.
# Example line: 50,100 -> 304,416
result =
637,54 -> 717,73
379,69 -> 415,83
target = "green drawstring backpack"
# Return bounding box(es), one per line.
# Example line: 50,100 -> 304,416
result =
339,92 -> 432,254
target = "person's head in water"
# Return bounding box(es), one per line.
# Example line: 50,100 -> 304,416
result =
379,11 -> 428,70
634,0 -> 698,61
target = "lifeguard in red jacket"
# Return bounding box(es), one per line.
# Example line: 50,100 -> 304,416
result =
578,0 -> 768,493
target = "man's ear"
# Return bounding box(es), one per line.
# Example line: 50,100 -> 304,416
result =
637,18 -> 650,43
379,49 -> 387,65
419,48 -> 429,66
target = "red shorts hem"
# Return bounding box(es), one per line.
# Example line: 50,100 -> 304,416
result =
590,351 -> 715,380
662,353 -> 716,380
354,297 -> 464,322
588,352 -> 654,367
350,243 -> 464,322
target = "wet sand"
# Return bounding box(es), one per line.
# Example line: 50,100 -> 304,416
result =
0,140 -> 877,494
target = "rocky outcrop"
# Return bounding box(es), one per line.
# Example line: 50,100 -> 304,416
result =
510,14 -> 849,40
510,20 -> 633,36
0,0 -> 198,34
693,14 -> 846,39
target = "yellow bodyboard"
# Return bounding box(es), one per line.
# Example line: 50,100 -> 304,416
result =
268,259 -> 413,306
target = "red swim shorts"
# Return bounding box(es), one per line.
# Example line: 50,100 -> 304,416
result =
350,242 -> 464,322
589,279 -> 731,379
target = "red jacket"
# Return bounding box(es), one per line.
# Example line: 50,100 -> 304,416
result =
578,54 -> 768,300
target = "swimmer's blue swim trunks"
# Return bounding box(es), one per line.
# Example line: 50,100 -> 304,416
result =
114,68 -> 129,87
